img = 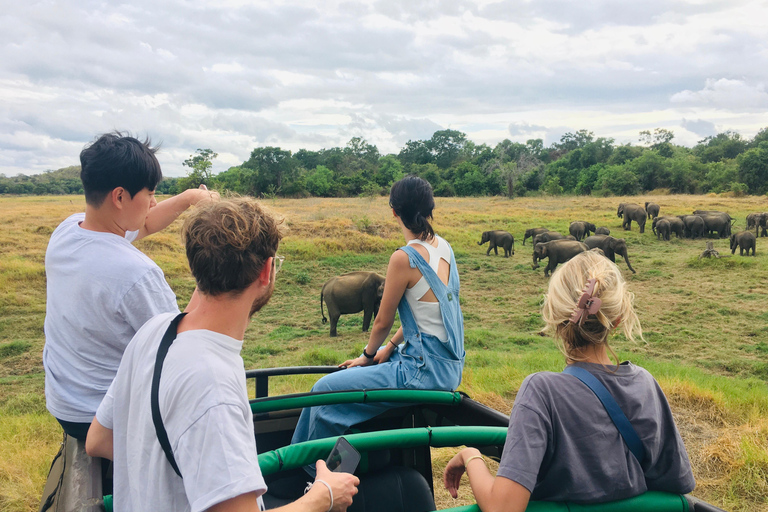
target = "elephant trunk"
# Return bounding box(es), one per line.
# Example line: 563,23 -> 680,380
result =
532,252 -> 540,269
622,251 -> 636,274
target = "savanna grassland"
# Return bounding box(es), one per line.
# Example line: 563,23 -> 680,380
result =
1,194 -> 768,511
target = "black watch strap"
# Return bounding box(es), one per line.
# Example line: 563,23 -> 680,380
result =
362,348 -> 375,359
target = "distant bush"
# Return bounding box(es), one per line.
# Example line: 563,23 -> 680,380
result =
730,182 -> 749,197
296,271 -> 311,285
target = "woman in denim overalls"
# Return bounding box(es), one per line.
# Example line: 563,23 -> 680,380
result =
292,176 -> 465,444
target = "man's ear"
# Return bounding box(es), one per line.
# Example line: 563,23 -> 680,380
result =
259,257 -> 274,285
111,187 -> 127,210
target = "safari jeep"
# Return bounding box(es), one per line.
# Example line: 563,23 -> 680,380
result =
40,366 -> 726,512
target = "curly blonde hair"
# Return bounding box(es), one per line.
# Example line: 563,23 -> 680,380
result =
541,250 -> 643,364
182,197 -> 284,296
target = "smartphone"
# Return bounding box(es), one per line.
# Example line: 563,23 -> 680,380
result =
325,436 -> 360,474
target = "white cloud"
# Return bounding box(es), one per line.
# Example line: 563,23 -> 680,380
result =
671,78 -> 768,110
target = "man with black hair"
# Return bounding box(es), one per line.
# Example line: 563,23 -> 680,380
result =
43,132 -> 216,441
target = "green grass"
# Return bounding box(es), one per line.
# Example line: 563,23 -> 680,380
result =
2,194 -> 768,511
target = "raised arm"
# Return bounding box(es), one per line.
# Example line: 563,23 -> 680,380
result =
136,185 -> 219,240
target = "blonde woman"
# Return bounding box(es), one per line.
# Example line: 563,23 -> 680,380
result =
443,251 -> 695,511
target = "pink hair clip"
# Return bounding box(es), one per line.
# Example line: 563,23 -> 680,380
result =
569,278 -> 602,324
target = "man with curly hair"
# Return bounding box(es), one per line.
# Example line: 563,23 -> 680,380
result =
87,198 -> 359,512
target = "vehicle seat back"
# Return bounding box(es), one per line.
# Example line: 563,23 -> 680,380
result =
262,465 -> 435,512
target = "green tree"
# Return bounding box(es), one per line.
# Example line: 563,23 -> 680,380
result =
305,165 -> 335,197
179,149 -> 217,190
737,142 -> 768,194
694,131 -> 747,163
596,166 -> 640,195
541,176 -> 564,195
374,155 -> 405,187
555,130 -> 594,152
212,166 -> 253,194
398,139 -> 432,166
429,129 -> 467,169
243,147 -> 296,196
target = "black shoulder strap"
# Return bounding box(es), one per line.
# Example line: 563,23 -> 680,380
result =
151,313 -> 187,478
562,365 -> 646,464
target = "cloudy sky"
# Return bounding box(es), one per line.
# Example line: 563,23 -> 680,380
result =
2,0 -> 767,177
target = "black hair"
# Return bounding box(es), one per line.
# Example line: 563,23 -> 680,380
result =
389,175 -> 435,241
80,132 -> 163,206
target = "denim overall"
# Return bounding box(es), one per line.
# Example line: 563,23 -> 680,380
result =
291,240 -> 465,444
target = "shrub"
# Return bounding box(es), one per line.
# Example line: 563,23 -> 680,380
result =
541,176 -> 564,196
730,182 -> 749,197
296,271 -> 311,285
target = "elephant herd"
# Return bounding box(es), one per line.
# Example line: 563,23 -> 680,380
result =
319,202 -> 763,336
505,203 -> 760,278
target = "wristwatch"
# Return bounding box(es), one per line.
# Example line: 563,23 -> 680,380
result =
362,347 -> 375,359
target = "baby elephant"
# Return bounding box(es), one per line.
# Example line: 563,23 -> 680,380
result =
532,240 -> 589,277
479,230 -> 515,257
321,271 -> 385,337
730,231 -> 756,256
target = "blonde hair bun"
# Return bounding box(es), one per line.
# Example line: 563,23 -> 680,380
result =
541,251 -> 642,362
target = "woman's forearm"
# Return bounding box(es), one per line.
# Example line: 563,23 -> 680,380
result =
366,315 -> 395,352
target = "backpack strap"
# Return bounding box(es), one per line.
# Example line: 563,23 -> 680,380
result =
562,365 -> 645,464
151,312 -> 187,478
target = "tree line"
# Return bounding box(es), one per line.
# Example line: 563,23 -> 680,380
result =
3,128 -> 768,197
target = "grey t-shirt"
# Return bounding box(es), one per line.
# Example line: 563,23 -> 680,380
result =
497,361 -> 695,503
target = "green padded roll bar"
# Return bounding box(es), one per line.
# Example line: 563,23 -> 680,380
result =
257,426 -> 507,475
439,491 -> 690,511
250,389 -> 462,414
103,491 -> 690,512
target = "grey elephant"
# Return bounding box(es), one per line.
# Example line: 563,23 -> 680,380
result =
532,231 -> 566,245
595,226 -> 610,235
730,231 -> 756,256
569,221 -> 596,241
678,215 -> 706,239
645,202 -> 660,219
696,212 -> 732,238
321,271 -> 385,337
479,230 -> 515,257
532,240 -> 589,277
746,213 -> 768,237
655,218 -> 671,241
617,203 -> 647,233
694,210 -> 733,222
523,227 -> 549,245
652,216 -> 684,239
583,235 -> 637,273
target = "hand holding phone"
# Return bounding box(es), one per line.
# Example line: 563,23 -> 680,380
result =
325,436 -> 360,474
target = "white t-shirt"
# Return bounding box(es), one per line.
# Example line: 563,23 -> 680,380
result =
43,213 -> 179,422
96,312 -> 267,512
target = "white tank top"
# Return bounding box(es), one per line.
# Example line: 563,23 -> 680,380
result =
404,235 -> 451,341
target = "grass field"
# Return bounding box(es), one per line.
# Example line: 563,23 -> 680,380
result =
1,194 -> 768,511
